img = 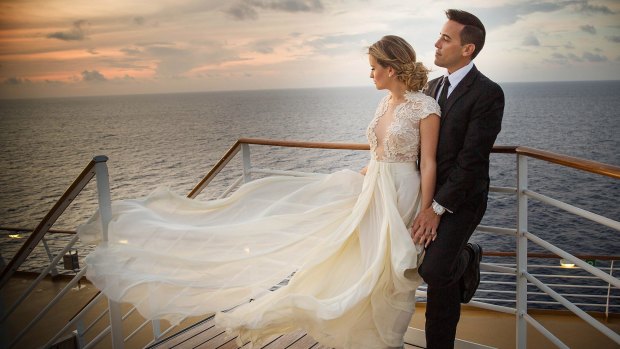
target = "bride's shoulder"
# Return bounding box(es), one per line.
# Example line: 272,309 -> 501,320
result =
404,91 -> 441,117
404,91 -> 433,103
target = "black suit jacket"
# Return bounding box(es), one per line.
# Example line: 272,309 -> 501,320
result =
423,65 -> 504,213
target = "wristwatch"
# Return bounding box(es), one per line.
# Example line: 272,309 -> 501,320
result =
432,201 -> 446,216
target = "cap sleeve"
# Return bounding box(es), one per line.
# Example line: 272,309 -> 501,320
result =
419,94 -> 441,119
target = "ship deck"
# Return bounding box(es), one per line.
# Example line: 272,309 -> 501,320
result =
3,273 -> 619,349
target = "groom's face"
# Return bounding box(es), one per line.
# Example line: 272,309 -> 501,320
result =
434,20 -> 468,73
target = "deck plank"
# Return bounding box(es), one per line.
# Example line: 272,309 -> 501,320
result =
173,326 -> 225,348
309,344 -> 331,349
286,334 -> 318,349
261,331 -> 306,348
215,336 -> 248,349
153,316 -> 215,348
404,344 -> 423,349
193,332 -> 237,349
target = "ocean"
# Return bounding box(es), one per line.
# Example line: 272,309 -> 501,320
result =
0,81 -> 619,269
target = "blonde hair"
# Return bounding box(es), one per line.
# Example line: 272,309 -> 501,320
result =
368,35 -> 429,91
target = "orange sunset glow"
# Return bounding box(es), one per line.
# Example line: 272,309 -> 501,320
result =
1,0 -> 619,99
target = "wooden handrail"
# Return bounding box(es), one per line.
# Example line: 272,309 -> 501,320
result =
187,141 -> 242,198
515,146 -> 620,179
187,138 -> 618,203
238,137 -> 371,150
232,138 -> 620,179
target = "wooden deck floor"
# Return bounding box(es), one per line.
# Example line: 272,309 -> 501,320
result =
5,273 -> 620,349
149,315 -> 423,349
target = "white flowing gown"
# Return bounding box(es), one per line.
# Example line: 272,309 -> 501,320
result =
78,91 -> 440,348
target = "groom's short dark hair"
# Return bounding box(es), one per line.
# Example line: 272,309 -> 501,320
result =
446,9 -> 486,59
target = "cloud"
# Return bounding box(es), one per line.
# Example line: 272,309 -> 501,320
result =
582,51 -> 607,62
578,1 -> 614,14
252,39 -> 275,54
545,49 -> 603,64
545,52 -> 567,64
3,77 -> 29,86
253,0 -> 323,13
225,2 -> 259,20
45,79 -> 65,85
305,32 -> 381,56
120,47 -> 143,56
545,51 -> 594,64
225,0 -> 323,20
138,42 -> 241,77
47,20 -> 88,41
580,24 -> 596,34
81,70 -> 107,82
522,34 -> 540,46
606,35 -> 620,43
475,1 -> 615,30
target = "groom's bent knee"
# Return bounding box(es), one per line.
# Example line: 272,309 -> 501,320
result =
418,256 -> 457,287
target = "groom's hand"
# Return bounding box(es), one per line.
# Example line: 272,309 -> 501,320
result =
411,207 -> 441,247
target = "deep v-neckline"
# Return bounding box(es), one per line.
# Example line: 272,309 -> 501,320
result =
372,96 -> 406,159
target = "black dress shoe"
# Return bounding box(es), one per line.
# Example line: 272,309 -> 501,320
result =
460,243 -> 482,303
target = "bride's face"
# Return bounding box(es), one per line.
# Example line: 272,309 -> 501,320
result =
369,55 -> 389,90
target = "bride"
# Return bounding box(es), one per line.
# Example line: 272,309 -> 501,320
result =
78,35 -> 440,349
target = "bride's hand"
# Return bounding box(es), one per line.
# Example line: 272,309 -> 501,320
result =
359,166 -> 368,176
411,207 -> 440,247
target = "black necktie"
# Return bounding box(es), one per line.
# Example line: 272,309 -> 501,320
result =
438,76 -> 450,110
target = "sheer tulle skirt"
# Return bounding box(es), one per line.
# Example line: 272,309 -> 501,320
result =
78,159 -> 423,348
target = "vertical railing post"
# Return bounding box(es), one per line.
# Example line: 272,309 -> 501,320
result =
94,156 -> 124,349
41,237 -> 59,277
94,156 -> 112,242
242,143 -> 252,183
152,320 -> 161,341
606,260 -> 614,321
516,154 -> 528,349
75,320 -> 85,348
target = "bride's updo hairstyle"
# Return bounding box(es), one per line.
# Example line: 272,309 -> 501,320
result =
368,35 -> 429,91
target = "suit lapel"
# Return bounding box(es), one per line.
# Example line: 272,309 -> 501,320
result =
442,65 -> 480,119
424,78 -> 442,99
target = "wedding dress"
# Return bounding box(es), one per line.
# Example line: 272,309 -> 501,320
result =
78,91 -> 440,348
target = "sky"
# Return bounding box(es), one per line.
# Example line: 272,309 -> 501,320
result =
1,0 -> 619,98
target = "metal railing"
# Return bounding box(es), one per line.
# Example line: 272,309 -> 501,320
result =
187,139 -> 620,348
1,139 -> 619,348
0,156 -> 128,349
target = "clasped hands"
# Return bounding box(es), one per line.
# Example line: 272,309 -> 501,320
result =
411,206 -> 441,247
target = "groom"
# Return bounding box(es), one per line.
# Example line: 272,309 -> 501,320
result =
412,9 -> 504,349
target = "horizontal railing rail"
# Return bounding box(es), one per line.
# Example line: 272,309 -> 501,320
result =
0,226 -> 77,235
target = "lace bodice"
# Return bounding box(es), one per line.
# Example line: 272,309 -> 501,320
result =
366,91 -> 441,163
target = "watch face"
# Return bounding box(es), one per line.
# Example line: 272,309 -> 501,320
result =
432,202 -> 444,215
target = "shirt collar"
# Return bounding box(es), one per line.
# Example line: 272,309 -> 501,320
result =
445,61 -> 474,89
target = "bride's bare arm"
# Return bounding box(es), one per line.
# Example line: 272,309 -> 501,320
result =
412,113 -> 440,246
360,165 -> 368,175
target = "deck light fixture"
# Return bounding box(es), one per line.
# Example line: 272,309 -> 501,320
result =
560,259 -> 575,268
